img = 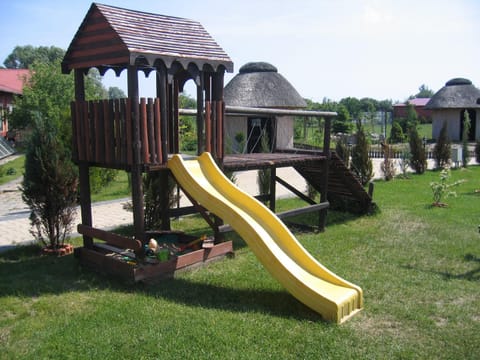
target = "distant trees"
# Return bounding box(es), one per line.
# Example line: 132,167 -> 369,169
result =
409,84 -> 434,99
3,45 -> 64,69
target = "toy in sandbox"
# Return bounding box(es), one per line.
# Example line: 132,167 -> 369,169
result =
63,3 -> 365,323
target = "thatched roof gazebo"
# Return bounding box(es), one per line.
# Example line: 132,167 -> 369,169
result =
223,62 -> 306,152
224,62 -> 306,109
426,78 -> 480,141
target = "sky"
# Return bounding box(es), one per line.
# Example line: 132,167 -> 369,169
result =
1,0 -> 479,103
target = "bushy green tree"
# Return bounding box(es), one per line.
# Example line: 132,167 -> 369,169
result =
389,120 -> 405,143
21,115 -> 78,248
351,124 -> 373,185
408,125 -> 427,174
332,104 -> 352,134
433,121 -> 451,170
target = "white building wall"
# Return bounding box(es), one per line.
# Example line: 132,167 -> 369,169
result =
432,109 -> 480,141
432,109 -> 461,141
275,116 -> 294,149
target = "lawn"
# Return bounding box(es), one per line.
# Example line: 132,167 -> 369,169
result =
0,155 -> 25,186
0,166 -> 479,359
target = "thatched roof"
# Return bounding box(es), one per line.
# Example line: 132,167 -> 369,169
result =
224,62 -> 307,109
425,78 -> 480,109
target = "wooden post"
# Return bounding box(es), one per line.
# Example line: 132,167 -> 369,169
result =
74,69 -> 93,248
128,65 -> 145,250
156,62 -> 171,230
156,63 -> 168,164
319,116 -> 332,231
269,165 -> 276,212
196,74 -> 204,155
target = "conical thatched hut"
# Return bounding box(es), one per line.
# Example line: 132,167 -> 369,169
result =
224,62 -> 306,153
426,78 -> 480,141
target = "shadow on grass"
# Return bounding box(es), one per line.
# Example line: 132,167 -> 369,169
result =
0,245 -> 321,322
402,253 -> 480,282
439,253 -> 480,281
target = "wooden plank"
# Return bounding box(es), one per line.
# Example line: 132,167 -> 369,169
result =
276,202 -> 329,219
154,98 -> 162,164
93,101 -> 101,162
126,98 -> 133,165
216,101 -> 223,159
114,98 -> 122,163
205,101 -> 212,153
85,101 -> 93,161
77,224 -> 142,251
140,97 -> 149,163
104,99 -> 115,164
147,98 -> 157,163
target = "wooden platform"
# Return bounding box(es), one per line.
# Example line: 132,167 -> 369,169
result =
223,152 -> 326,170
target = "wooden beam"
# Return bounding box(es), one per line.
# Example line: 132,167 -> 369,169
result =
275,175 -> 316,205
78,224 -> 142,252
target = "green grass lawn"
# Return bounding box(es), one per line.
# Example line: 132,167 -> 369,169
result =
1,166 -> 479,359
0,155 -> 25,186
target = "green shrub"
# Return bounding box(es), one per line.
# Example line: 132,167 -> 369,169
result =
21,116 -> 78,249
351,125 -> 373,185
389,120 -> 404,143
433,121 -> 451,169
408,126 -> 427,174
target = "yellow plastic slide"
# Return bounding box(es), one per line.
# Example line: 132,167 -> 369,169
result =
168,153 -> 363,323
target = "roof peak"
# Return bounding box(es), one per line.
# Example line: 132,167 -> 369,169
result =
239,62 -> 277,74
446,78 -> 472,86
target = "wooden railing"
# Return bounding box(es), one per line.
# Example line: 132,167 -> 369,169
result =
71,98 -> 164,168
71,98 -> 225,168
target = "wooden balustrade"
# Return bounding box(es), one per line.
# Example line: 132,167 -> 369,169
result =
71,98 -> 225,169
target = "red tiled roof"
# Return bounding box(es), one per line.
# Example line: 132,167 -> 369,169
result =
0,69 -> 30,95
393,98 -> 431,107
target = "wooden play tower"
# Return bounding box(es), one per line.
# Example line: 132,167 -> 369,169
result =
62,3 -> 372,281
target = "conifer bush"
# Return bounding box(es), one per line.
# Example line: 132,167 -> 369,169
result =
351,125 -> 373,186
433,121 -> 451,170
21,116 -> 78,249
408,126 -> 427,174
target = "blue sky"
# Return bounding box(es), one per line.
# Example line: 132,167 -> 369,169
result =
1,0 -> 479,102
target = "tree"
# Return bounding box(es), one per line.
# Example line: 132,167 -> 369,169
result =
339,97 -> 362,119
21,115 -> 78,249
108,86 -> 126,99
3,45 -> 64,69
433,121 -> 451,170
462,110 -> 471,167
409,84 -> 434,99
408,126 -> 427,174
389,120 -> 404,143
351,124 -> 373,185
332,104 -> 352,134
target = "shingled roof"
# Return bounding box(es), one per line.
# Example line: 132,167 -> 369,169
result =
224,62 -> 307,109
62,3 -> 233,74
425,78 -> 480,109
0,69 -> 30,95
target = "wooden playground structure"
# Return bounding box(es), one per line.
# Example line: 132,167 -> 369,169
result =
62,3 -> 372,282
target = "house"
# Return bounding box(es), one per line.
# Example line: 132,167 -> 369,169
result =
223,62 -> 306,153
0,69 -> 30,139
426,78 -> 480,141
392,98 -> 432,122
